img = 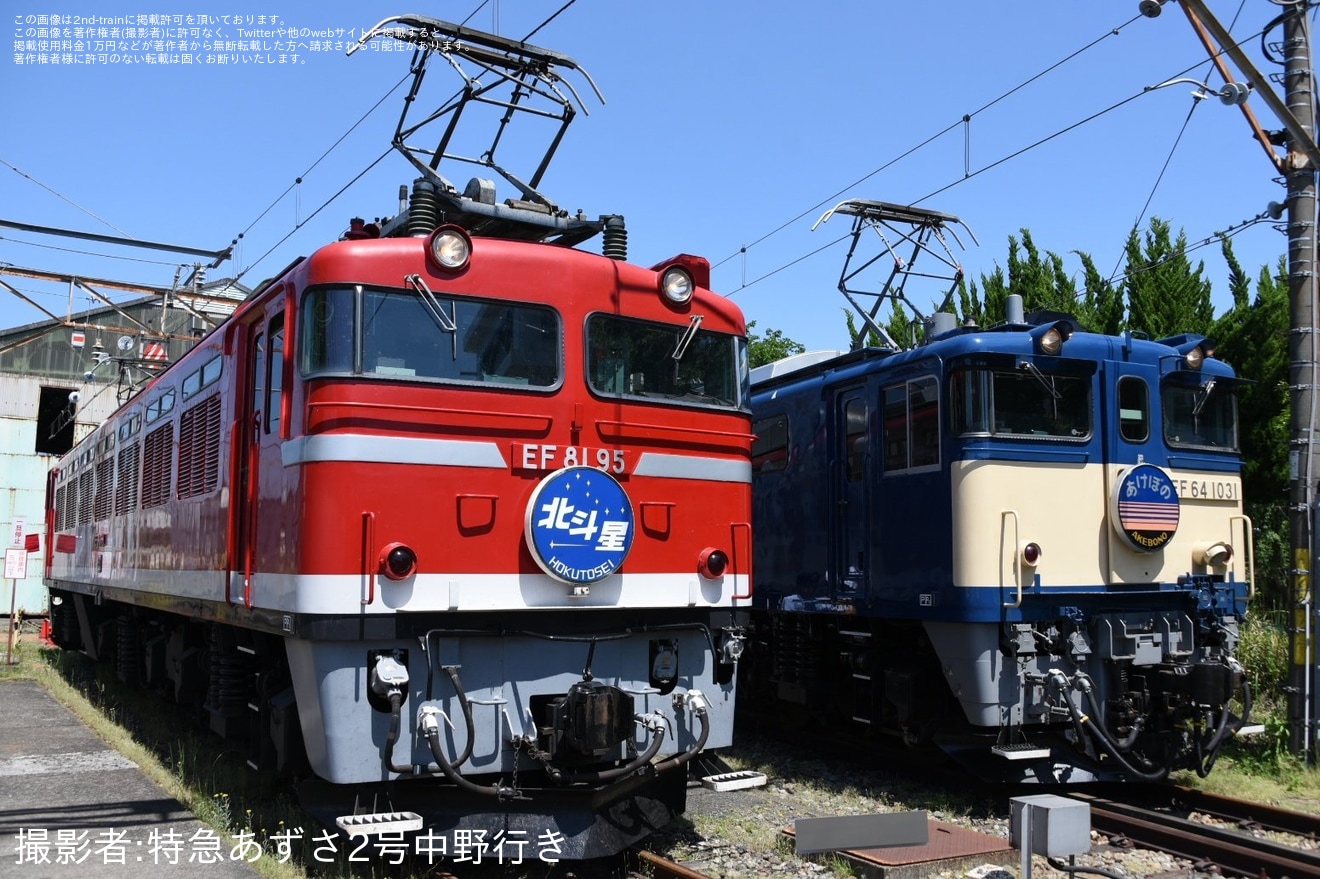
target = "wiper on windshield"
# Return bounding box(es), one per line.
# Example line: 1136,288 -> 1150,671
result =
1019,360 -> 1061,401
671,314 -> 704,362
1192,378 -> 1217,418
405,273 -> 458,360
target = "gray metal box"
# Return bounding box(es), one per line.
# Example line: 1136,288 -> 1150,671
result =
1010,794 -> 1091,857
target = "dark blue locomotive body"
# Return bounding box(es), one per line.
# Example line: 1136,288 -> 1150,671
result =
746,302 -> 1251,783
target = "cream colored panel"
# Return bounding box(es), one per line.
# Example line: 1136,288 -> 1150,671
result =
951,460 -> 1245,589
951,459 -> 1107,589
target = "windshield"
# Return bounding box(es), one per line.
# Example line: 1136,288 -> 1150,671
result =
1163,376 -> 1238,450
300,286 -> 560,388
951,366 -> 1090,439
587,313 -> 746,410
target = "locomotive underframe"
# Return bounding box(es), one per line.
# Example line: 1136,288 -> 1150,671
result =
47,584 -> 745,857
746,591 -> 1246,783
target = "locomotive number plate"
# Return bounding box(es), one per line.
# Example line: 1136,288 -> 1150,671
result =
515,443 -> 627,474
1174,478 -> 1238,501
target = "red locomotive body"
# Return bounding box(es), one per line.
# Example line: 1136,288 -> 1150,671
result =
44,18 -> 754,856
45,220 -> 752,857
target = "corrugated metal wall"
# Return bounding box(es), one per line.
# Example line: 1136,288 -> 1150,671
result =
1,374 -> 120,613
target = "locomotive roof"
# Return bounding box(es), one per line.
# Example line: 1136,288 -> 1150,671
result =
750,321 -> 1234,394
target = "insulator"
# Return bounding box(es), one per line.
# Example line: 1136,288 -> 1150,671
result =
407,178 -> 439,237
602,215 -> 627,261
344,217 -> 371,240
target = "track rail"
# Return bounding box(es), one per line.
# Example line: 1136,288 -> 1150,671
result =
1075,789 -> 1320,879
627,848 -> 714,879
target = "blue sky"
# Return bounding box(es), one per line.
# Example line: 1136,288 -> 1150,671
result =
2,1 -> 1305,353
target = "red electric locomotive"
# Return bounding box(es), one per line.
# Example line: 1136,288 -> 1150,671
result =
43,17 -> 753,860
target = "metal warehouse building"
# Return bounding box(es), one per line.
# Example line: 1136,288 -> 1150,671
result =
1,279 -> 249,613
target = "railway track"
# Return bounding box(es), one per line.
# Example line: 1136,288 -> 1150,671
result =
627,848 -> 715,879
1076,787 -> 1320,879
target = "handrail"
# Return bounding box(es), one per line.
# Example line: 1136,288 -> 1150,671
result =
361,511 -> 376,606
731,521 -> 753,600
1230,513 -> 1255,602
1001,509 -> 1022,608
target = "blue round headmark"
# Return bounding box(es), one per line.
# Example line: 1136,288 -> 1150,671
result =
1111,463 -> 1180,552
525,467 -> 635,584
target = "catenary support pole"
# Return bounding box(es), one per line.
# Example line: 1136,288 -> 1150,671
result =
1281,0 -> 1318,761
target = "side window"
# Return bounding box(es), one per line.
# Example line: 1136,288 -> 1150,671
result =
252,331 -> 267,435
845,398 -> 867,482
883,376 -> 940,472
909,376 -> 939,467
301,287 -> 355,375
752,414 -> 789,474
1118,377 -> 1148,442
267,315 -> 285,435
882,385 -> 908,472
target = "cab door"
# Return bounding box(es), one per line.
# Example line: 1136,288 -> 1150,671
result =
231,309 -> 285,606
832,386 -> 870,600
1103,359 -> 1166,583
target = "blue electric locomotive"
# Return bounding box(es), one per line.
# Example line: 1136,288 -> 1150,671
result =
745,202 -> 1251,784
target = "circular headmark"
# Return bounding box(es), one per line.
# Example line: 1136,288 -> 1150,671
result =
1110,463 -> 1180,552
524,467 -> 635,584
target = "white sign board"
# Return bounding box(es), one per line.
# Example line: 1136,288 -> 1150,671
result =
8,518 -> 25,549
4,549 -> 27,580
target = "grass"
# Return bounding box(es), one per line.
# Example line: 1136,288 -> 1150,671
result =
2,637 -> 323,879
1170,614 -> 1320,811
4,611 -> 1316,879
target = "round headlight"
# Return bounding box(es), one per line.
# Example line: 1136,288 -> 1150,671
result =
428,227 -> 471,270
661,266 -> 694,304
1185,346 -> 1205,370
1197,542 -> 1233,566
1039,327 -> 1063,355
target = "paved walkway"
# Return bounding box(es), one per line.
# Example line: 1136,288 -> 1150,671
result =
0,679 -> 260,878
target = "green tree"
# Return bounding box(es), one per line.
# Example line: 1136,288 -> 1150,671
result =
958,230 -> 1122,333
1072,251 -> 1125,336
746,321 -> 806,369
1005,229 -> 1078,314
843,307 -> 909,349
1122,217 -> 1214,338
1211,241 -> 1290,610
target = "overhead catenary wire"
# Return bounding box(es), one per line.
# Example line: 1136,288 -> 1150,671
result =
1106,210 -> 1277,290
715,10 -> 1148,276
0,157 -> 136,239
1107,0 -> 1252,282
0,235 -> 184,268
233,146 -> 395,286
231,0 -> 581,284
723,14 -> 1279,303
1,0 -> 562,324
231,68 -> 414,244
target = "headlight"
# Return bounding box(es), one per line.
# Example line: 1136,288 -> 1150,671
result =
1195,542 -> 1233,567
1185,345 -> 1205,370
1029,319 -> 1071,355
427,226 -> 471,271
660,266 -> 694,304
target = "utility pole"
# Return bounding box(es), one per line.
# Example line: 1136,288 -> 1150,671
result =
1178,0 -> 1319,760
1280,2 -> 1317,760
